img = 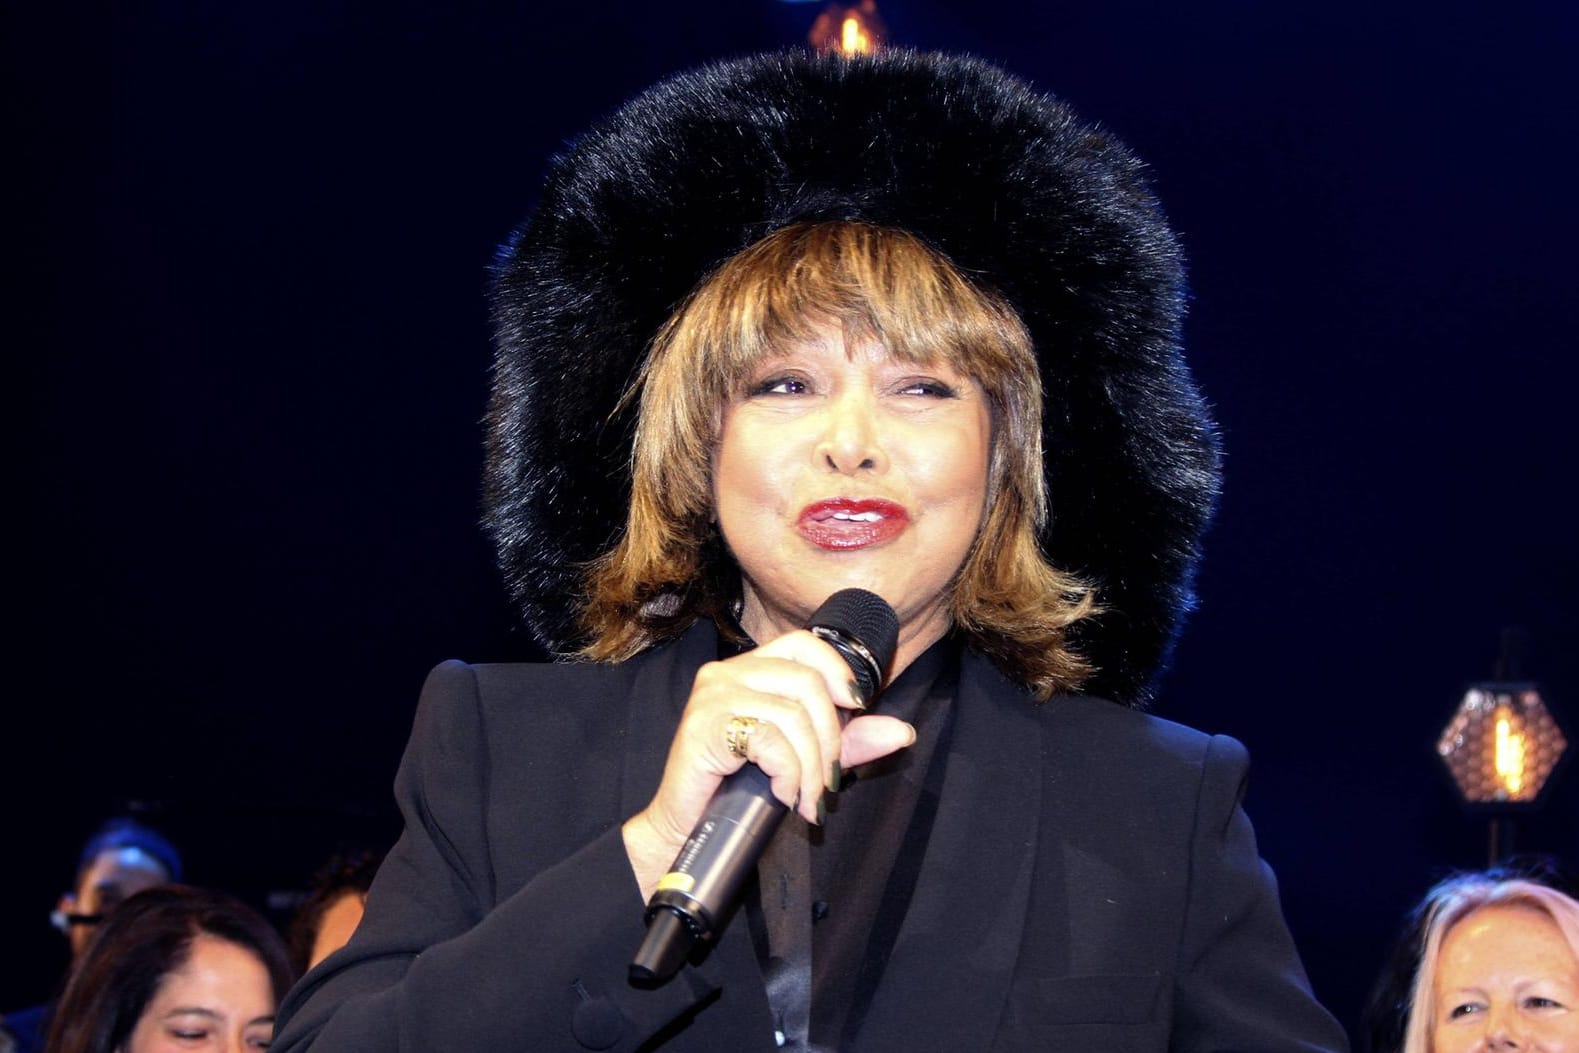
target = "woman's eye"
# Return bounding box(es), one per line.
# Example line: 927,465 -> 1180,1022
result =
1524,996 -> 1566,1010
897,378 -> 958,398
749,375 -> 810,396
1448,1002 -> 1483,1019
170,1029 -> 209,1040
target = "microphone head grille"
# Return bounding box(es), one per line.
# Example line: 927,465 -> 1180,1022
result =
807,589 -> 899,693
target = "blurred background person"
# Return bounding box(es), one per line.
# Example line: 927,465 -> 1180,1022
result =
1391,865 -> 1579,1053
2,818 -> 183,1053
284,848 -> 385,975
43,885 -> 294,1053
1361,858 -> 1578,1053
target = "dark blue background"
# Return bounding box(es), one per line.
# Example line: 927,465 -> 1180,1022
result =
9,2 -> 1576,1044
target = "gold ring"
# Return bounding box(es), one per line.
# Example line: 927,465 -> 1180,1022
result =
724,715 -> 760,759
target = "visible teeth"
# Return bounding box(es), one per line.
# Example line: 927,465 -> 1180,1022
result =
832,511 -> 881,522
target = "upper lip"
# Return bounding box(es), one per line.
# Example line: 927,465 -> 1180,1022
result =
798,497 -> 908,523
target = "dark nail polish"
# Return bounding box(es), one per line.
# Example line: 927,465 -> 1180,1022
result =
816,795 -> 827,826
849,680 -> 866,709
829,760 -> 843,792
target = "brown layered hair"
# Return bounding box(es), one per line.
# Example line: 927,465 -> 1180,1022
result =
580,220 -> 1095,699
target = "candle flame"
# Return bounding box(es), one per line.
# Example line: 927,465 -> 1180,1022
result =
808,2 -> 885,54
840,15 -> 873,54
1493,706 -> 1526,797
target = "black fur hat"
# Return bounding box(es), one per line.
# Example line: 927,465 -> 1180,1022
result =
486,48 -> 1220,707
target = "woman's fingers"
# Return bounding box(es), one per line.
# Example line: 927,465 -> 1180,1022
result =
753,630 -> 869,710
632,630 -> 915,881
838,714 -> 918,769
704,682 -> 827,823
644,675 -> 831,837
714,709 -> 815,825
704,644 -> 852,783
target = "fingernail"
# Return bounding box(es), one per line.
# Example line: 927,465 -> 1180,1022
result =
815,795 -> 827,826
828,760 -> 843,792
905,723 -> 918,746
791,791 -> 801,813
848,680 -> 866,709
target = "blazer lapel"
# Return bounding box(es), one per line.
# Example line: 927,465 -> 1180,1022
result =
854,649 -> 1042,1050
616,622 -> 714,819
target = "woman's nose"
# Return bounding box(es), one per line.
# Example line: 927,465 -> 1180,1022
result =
1482,1006 -> 1523,1050
815,391 -> 888,475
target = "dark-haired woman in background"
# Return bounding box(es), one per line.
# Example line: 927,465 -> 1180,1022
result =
45,886 -> 294,1053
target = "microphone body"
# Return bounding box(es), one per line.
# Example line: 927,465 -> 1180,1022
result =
629,588 -> 898,985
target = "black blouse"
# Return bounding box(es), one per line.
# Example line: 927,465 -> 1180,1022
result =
724,629 -> 960,1050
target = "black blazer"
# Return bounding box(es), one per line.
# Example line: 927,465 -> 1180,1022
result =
274,622 -> 1348,1052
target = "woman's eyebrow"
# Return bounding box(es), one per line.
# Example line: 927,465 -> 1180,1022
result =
161,1007 -> 224,1020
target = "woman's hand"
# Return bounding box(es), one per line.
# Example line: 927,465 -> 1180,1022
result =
622,629 -> 917,899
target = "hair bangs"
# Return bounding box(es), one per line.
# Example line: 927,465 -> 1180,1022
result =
694,222 -> 1024,385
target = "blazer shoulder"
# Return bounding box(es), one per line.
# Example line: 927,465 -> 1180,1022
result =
402,657 -> 631,727
416,621 -> 718,729
1047,690 -> 1242,750
466,655 -> 640,699
1032,691 -> 1251,798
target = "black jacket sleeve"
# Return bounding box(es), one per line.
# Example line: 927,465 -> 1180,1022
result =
1170,733 -> 1349,1051
270,660 -> 766,1052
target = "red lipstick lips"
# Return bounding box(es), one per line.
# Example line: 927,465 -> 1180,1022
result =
796,498 -> 908,550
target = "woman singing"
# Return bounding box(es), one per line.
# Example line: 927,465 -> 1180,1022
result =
273,49 -> 1348,1051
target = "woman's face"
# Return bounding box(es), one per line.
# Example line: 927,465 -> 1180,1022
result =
1431,903 -> 1579,1053
713,325 -> 992,669
121,934 -> 276,1053
61,847 -> 171,958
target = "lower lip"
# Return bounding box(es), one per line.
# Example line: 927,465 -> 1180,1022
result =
796,506 -> 908,551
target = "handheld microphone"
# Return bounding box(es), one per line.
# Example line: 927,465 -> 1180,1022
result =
629,588 -> 899,985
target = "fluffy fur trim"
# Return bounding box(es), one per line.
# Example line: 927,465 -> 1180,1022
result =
486,49 -> 1220,706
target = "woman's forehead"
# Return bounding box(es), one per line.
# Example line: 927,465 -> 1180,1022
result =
725,322 -> 974,374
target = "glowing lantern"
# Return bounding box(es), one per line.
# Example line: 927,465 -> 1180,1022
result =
808,1 -> 886,55
1437,684 -> 1567,805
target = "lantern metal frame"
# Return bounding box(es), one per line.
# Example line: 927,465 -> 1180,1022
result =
1435,678 -> 1570,864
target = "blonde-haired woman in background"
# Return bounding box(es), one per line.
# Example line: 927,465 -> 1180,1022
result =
1401,870 -> 1579,1053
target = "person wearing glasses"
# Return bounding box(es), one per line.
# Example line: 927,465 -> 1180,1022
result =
1,818 -> 183,1053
